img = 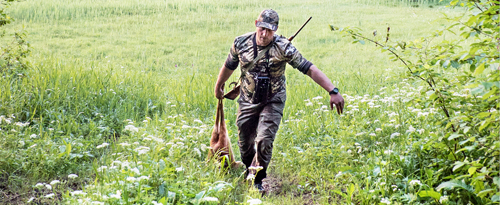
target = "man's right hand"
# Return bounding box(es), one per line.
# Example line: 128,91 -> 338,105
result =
214,66 -> 235,99
215,84 -> 224,99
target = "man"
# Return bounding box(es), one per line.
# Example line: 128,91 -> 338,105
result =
214,9 -> 344,191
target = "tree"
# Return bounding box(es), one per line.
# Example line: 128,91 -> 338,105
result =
332,0 -> 499,203
1,0 -> 30,78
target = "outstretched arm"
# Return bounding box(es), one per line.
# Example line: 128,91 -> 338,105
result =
306,65 -> 345,115
214,65 -> 235,99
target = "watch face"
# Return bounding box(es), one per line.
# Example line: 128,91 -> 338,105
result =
330,88 -> 339,95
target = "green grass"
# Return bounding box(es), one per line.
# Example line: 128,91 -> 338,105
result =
0,0 -> 464,204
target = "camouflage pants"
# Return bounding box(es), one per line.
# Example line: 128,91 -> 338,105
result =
236,91 -> 285,184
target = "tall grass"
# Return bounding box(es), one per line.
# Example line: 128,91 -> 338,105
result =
0,0 -> 463,204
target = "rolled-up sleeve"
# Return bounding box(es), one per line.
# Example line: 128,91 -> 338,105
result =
285,43 -> 313,74
224,39 -> 240,70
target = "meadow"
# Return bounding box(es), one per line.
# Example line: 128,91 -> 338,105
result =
1,0 -> 498,204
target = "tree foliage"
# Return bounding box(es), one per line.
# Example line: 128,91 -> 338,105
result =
332,0 -> 499,203
0,0 -> 30,78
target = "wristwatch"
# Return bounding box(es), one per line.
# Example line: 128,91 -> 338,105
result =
329,87 -> 339,95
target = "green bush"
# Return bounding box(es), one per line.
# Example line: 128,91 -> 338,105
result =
332,0 -> 499,203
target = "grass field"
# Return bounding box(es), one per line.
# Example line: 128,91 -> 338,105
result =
0,0 -> 469,204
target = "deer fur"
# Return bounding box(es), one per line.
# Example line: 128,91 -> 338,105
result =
209,99 -> 243,168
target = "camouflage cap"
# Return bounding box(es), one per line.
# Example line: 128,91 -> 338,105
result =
256,9 -> 279,31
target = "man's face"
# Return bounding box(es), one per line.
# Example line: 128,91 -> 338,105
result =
255,21 -> 276,46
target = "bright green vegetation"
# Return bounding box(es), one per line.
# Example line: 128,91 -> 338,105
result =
1,0 -> 498,204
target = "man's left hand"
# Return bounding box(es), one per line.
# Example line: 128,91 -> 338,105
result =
330,93 -> 344,115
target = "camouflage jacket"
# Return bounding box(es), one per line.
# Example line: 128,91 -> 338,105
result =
224,32 -> 312,103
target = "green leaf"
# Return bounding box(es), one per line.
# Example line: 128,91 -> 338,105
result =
493,177 -> 500,187
468,167 -> 477,175
492,194 -> 500,202
333,190 -> 347,198
443,60 -> 450,68
159,183 -> 165,196
159,197 -> 166,204
458,53 -> 468,61
463,126 -> 470,134
477,189 -> 496,198
358,40 -> 365,45
418,190 -> 442,200
66,143 -> 71,155
348,183 -> 356,197
452,161 -> 466,172
473,63 -> 485,76
195,190 -> 205,200
436,180 -> 474,192
448,133 -> 461,140
478,121 -> 489,131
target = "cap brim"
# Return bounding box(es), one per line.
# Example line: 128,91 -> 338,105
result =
256,21 -> 277,31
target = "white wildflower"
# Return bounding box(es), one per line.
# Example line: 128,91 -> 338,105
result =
175,167 -> 184,172
124,125 -> 139,133
335,171 -> 342,178
35,183 -> 44,188
439,196 -> 449,203
417,112 -> 429,117
375,128 -> 382,132
369,190 -> 375,193
119,142 -> 130,146
50,180 -> 60,185
45,184 -> 52,190
406,125 -> 416,133
135,146 -> 150,155
151,201 -> 163,205
369,133 -> 376,136
305,102 -> 313,106
126,177 -> 136,182
92,202 -> 104,205
137,176 -> 149,181
15,122 -> 29,127
380,197 -> 391,204
247,198 -> 262,205
71,190 -> 87,196
97,166 -> 107,172
44,193 -> 55,198
201,197 -> 219,202
390,132 -> 400,138
19,140 -> 25,146
355,132 -> 366,136
418,129 -> 425,134
312,96 -> 323,100
30,134 -> 38,139
388,112 -> 398,118
130,167 -> 140,175
409,180 -> 421,186
68,174 -> 78,179
193,148 -> 201,157
384,150 -> 393,155
96,142 -> 109,149
110,190 -> 121,199
347,149 -> 352,154
27,197 -> 35,203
